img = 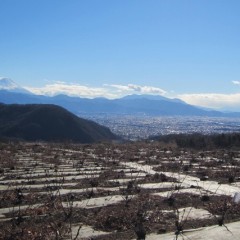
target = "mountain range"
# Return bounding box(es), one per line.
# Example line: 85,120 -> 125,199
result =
1,78 -> 240,117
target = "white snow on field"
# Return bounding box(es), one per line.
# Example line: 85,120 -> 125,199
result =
0,174 -> 100,185
153,188 -> 210,198
122,162 -> 240,196
6,182 -> 77,190
0,204 -> 42,219
37,187 -> 119,195
0,185 -> 8,190
63,195 -> 130,209
108,178 -> 143,184
69,225 -> 109,239
146,221 -> 240,240
178,207 -> 214,220
125,172 -> 146,177
139,182 -> 190,189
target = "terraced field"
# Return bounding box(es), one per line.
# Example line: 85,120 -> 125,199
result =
1,141 -> 240,239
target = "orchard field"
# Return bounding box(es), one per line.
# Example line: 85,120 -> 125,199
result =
1,141 -> 240,239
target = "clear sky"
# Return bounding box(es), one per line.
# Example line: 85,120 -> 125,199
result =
1,0 -> 240,110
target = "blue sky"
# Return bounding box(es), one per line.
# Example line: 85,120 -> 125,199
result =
1,1 -> 240,110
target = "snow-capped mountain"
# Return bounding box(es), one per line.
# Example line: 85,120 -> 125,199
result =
0,78 -> 31,94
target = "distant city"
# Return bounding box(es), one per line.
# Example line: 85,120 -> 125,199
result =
81,114 -> 240,141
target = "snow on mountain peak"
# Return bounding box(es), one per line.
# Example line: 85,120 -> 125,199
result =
0,78 -> 31,94
0,78 -> 19,90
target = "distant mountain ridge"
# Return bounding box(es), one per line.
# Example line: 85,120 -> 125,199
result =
0,79 -> 240,117
121,94 -> 186,104
0,103 -> 118,143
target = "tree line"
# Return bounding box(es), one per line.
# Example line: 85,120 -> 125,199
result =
150,132 -> 240,149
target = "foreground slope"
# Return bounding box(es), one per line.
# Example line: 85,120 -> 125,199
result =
0,103 -> 117,143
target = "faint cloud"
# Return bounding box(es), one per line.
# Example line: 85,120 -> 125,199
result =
25,83 -> 118,99
106,84 -> 167,95
25,82 -> 167,99
232,80 -> 240,85
178,93 -> 240,110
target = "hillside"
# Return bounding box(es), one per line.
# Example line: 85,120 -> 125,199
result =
0,103 -> 118,143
